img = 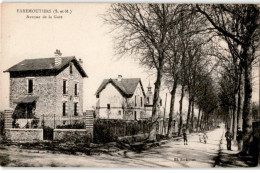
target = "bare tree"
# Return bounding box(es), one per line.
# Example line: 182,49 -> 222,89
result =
104,4 -> 184,140
197,4 -> 260,154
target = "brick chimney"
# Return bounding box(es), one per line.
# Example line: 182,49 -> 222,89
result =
117,75 -> 122,81
54,49 -> 62,66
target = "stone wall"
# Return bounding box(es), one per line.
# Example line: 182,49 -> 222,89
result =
53,129 -> 91,142
5,128 -> 43,142
56,62 -> 84,117
10,76 -> 57,118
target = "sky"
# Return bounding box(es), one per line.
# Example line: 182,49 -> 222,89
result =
0,3 -> 259,118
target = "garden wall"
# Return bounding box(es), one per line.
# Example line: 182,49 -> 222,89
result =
5,128 -> 43,142
53,129 -> 91,142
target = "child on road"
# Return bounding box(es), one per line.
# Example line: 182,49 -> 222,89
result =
183,129 -> 188,145
203,132 -> 208,144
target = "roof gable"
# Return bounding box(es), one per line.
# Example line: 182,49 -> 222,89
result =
4,56 -> 87,77
95,78 -> 146,98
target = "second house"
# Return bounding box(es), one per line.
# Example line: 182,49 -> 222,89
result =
95,75 -> 146,120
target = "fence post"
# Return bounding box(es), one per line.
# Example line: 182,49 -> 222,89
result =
4,108 -> 13,129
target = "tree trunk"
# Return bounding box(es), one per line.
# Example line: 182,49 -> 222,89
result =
242,58 -> 253,155
233,93 -> 238,141
200,112 -> 204,130
149,60 -> 164,141
237,68 -> 244,131
186,94 -> 192,131
229,107 -> 233,131
178,84 -> 185,136
190,99 -> 195,132
197,107 -> 201,132
167,78 -> 178,138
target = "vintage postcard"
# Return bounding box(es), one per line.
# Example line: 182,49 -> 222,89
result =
0,3 -> 259,168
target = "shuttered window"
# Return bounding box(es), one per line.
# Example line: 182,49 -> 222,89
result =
62,102 -> 67,116
74,102 -> 78,116
74,83 -> 79,96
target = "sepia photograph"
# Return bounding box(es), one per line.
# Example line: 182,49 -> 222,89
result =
0,2 -> 259,168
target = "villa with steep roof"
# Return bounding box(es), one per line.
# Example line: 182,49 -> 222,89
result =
95,75 -> 146,120
4,52 -> 87,128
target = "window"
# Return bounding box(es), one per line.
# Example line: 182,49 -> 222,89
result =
107,104 -> 110,110
147,98 -> 149,104
135,96 -> 137,106
74,83 -> 78,96
63,79 -> 67,95
28,79 -> 33,94
74,103 -> 78,116
69,63 -> 73,74
62,102 -> 67,116
134,111 -> 137,120
141,97 -> 143,107
118,110 -> 121,115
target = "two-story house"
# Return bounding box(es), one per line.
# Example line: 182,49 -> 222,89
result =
4,53 -> 87,128
95,75 -> 146,120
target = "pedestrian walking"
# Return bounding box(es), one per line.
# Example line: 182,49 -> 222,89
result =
225,128 -> 233,150
203,132 -> 208,144
199,133 -> 203,143
183,129 -> 188,145
236,127 -> 243,151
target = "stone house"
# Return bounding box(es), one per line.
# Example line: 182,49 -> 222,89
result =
4,55 -> 87,128
95,75 -> 146,120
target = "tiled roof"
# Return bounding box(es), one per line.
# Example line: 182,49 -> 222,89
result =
95,78 -> 145,98
4,56 -> 87,77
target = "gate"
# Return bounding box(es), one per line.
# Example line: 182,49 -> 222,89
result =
43,127 -> 53,140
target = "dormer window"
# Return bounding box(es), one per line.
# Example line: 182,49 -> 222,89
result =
27,78 -> 34,94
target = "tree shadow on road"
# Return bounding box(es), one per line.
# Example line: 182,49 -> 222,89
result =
216,152 -> 257,167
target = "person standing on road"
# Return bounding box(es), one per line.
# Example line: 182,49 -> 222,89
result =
203,132 -> 208,144
183,129 -> 188,145
225,128 -> 233,150
236,127 -> 243,151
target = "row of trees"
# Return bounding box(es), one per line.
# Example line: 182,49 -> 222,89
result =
104,4 -> 260,155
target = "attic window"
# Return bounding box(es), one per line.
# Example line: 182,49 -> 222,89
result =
63,79 -> 68,95
69,63 -> 73,74
28,79 -> 33,94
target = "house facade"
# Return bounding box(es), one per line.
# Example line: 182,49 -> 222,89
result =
95,75 -> 146,120
4,55 -> 87,128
